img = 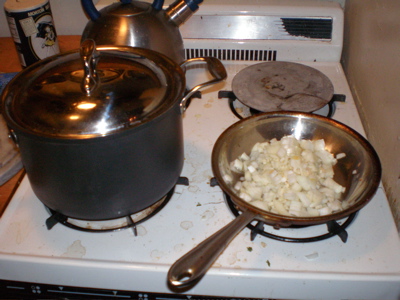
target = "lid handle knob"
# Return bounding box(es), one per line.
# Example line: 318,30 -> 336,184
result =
80,39 -> 99,96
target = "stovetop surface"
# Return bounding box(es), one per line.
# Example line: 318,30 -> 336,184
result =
1,61 -> 399,299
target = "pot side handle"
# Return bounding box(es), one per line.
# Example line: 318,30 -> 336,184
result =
167,209 -> 256,290
179,57 -> 227,113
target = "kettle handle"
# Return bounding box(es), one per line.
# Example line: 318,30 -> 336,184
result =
81,0 -> 133,21
152,0 -> 164,11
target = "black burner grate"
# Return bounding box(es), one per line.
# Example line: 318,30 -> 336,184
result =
218,90 -> 346,119
45,177 -> 189,235
223,191 -> 355,243
210,178 -> 355,243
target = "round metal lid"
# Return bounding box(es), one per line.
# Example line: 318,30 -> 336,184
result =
232,61 -> 334,112
2,40 -> 185,139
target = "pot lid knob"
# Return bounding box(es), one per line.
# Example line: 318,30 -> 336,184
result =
80,39 -> 100,96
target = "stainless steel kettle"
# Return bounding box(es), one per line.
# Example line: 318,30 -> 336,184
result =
81,0 -> 203,63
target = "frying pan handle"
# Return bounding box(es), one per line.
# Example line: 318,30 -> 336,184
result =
167,210 -> 255,289
179,57 -> 227,113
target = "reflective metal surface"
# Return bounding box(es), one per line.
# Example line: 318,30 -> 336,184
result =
181,15 -> 333,41
2,45 -> 184,139
168,112 -> 382,289
81,0 -> 202,63
212,112 -> 382,225
232,62 -> 334,112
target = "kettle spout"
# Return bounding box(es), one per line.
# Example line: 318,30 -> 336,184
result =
165,0 -> 203,27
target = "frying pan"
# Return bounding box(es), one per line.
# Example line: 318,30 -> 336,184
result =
232,62 -> 334,112
167,112 -> 381,289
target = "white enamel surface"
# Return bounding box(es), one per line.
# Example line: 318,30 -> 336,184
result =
0,61 -> 399,299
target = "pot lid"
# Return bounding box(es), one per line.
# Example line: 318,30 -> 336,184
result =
2,40 -> 185,139
232,61 -> 334,112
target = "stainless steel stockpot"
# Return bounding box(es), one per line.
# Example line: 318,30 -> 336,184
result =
1,40 -> 226,220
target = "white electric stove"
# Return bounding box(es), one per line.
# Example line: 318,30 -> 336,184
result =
1,1 -> 399,299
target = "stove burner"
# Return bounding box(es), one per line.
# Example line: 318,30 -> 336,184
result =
232,62 -> 335,113
183,90 -> 202,110
45,177 -> 190,234
223,191 -> 355,243
218,90 -> 346,119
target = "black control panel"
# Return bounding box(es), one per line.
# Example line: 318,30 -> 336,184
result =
0,280 -> 267,299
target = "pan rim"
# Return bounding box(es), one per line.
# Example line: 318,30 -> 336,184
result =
211,111 -> 382,227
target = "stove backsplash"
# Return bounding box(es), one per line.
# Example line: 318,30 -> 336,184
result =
180,0 -> 344,63
1,0 -> 345,64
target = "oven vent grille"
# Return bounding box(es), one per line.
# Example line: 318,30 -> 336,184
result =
185,48 -> 277,61
281,18 -> 333,39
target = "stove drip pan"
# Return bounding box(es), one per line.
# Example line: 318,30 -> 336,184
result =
45,177 -> 189,234
223,191 -> 356,243
218,90 -> 346,119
